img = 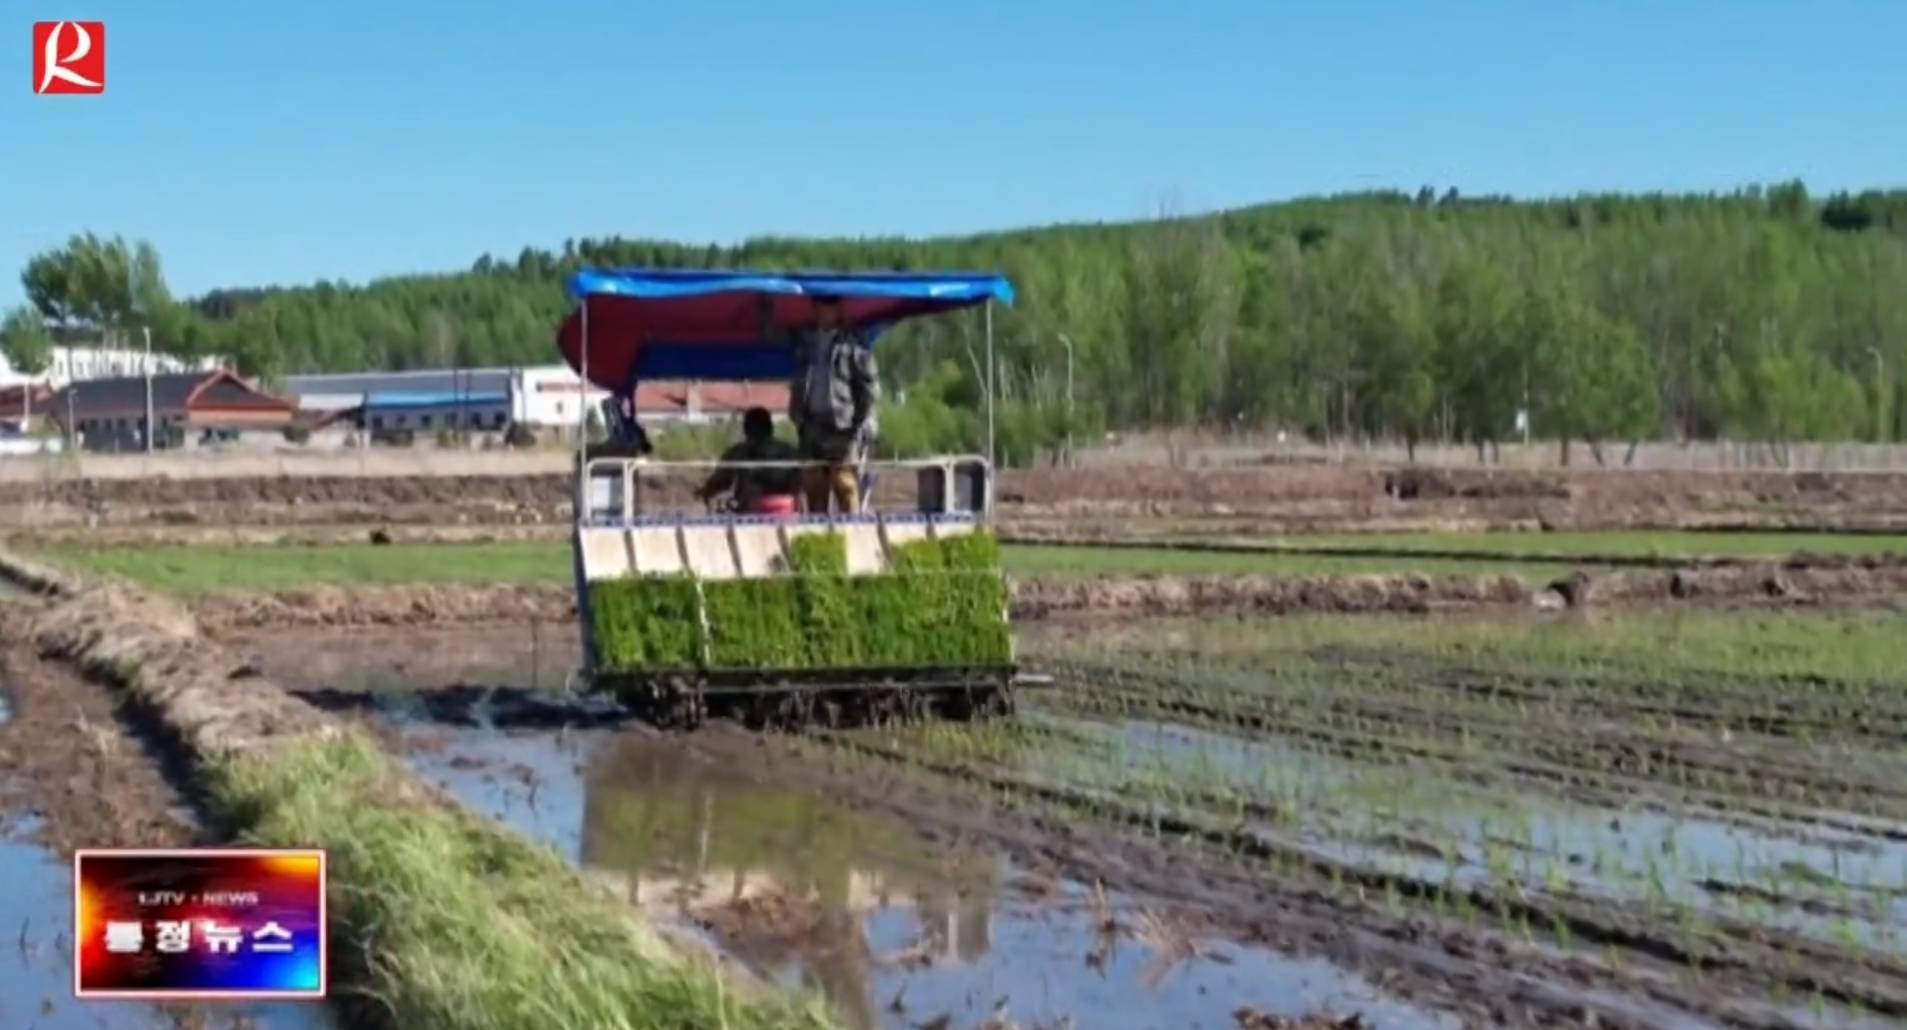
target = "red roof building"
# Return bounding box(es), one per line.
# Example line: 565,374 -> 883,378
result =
50,370 -> 296,450
0,383 -> 52,430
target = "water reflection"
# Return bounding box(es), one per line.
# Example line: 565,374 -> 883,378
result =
580,736 -> 999,1030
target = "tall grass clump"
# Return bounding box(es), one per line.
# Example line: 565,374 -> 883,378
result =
207,731 -> 835,1030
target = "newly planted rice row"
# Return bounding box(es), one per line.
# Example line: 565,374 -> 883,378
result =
806,608 -> 1907,1026
1055,662 -> 1907,811
1043,660 -> 1907,852
816,717 -> 1907,1019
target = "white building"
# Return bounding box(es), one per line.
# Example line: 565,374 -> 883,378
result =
283,366 -> 606,430
0,345 -> 221,390
281,365 -> 789,431
278,364 -> 781,429
511,366 -> 616,427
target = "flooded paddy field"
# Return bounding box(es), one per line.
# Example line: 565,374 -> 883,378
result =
222,601 -> 1907,1030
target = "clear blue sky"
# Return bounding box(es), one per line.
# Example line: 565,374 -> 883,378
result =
3,0 -> 1903,309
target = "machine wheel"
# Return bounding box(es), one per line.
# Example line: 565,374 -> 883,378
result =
941,681 -> 1013,722
622,680 -> 707,731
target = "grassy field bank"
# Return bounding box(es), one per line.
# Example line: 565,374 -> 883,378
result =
33,529 -> 1907,597
214,733 -> 834,1029
23,536 -> 1709,595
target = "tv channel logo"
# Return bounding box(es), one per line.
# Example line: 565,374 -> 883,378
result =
33,20 -> 105,95
74,848 -> 327,999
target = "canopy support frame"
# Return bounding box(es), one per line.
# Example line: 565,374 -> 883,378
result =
575,299 -> 590,517
985,300 -> 996,474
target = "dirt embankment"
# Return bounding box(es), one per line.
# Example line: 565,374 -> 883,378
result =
6,465 -> 1907,534
185,559 -> 1907,635
0,615 -> 260,1030
1582,560 -> 1907,605
0,629 -> 205,858
0,473 -> 576,530
195,582 -> 578,632
1002,465 -> 1907,531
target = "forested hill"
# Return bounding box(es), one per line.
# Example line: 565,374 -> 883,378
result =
8,183 -> 1907,461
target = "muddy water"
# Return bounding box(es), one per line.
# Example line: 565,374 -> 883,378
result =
228,624 -> 580,695
0,814 -> 331,1030
393,723 -> 1455,1030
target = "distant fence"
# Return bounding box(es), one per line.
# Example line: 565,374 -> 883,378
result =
1071,434 -> 1907,474
0,448 -> 573,483
6,435 -> 1907,482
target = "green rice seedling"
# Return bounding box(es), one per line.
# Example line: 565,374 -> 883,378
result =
703,577 -> 804,668
588,575 -> 701,670
1832,917 -> 1861,951
1455,889 -> 1477,926
595,531 -> 1010,673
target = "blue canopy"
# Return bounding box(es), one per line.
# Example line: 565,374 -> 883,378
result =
555,269 -> 1014,389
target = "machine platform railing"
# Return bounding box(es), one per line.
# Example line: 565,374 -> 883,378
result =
575,453 -> 995,525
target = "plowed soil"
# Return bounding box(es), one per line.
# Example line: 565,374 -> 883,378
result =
8,466 -> 1907,533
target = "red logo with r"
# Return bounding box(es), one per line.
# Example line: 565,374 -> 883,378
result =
33,21 -> 105,94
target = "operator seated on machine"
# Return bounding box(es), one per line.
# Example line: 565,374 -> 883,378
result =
695,406 -> 802,515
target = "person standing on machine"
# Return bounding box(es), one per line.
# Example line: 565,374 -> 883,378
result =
765,293 -> 879,513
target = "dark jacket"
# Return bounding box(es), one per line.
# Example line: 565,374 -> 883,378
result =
701,436 -> 801,507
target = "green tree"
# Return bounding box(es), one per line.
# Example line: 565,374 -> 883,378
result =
1,307 -> 54,375
18,180 -> 1907,458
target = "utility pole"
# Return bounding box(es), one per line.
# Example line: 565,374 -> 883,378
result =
143,325 -> 154,452
1521,361 -> 1531,450
1056,332 -> 1076,468
1871,347 -> 1887,442
984,303 -> 996,472
128,257 -> 156,453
